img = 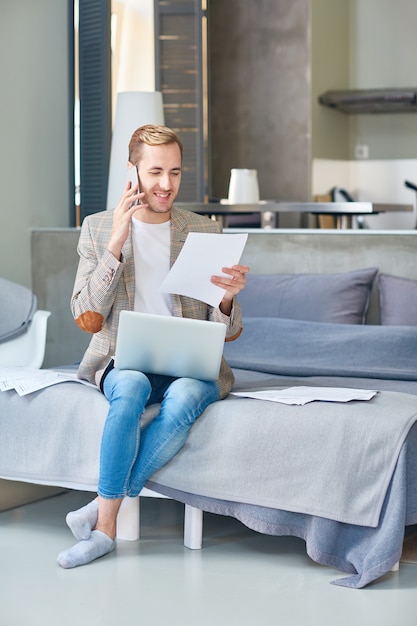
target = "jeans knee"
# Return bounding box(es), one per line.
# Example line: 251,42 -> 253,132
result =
162,378 -> 219,425
104,369 -> 151,403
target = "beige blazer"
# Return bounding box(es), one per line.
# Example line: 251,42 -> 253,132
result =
71,206 -> 243,399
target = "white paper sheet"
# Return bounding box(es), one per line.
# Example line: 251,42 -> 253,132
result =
159,232 -> 248,307
0,367 -> 97,397
231,386 -> 378,406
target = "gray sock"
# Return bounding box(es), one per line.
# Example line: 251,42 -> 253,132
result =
57,530 -> 115,569
66,499 -> 98,541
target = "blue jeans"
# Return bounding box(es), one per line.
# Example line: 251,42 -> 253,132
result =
99,368 -> 220,499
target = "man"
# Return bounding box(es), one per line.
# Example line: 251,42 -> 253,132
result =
57,124 -> 249,568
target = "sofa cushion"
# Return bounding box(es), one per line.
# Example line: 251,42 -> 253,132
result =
379,273 -> 417,326
238,267 -> 378,324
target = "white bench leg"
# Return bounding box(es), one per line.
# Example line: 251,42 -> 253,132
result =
116,496 -> 140,541
184,504 -> 203,549
115,495 -> 203,548
391,561 -> 400,572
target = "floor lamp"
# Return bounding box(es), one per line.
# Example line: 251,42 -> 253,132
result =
106,91 -> 165,211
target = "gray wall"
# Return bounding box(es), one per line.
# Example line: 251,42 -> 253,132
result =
349,0 -> 417,160
311,0 -> 351,160
311,0 -> 417,161
0,0 -> 70,288
208,0 -> 311,214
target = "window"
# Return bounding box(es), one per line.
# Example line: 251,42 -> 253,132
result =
74,0 -> 112,224
155,0 -> 207,201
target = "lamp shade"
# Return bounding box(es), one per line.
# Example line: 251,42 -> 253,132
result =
106,91 -> 165,211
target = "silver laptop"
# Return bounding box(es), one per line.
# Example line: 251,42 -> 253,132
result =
114,311 -> 226,381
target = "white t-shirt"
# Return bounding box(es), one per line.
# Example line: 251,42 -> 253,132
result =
131,217 -> 173,316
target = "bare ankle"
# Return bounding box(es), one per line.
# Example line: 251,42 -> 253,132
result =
95,496 -> 123,541
94,522 -> 116,541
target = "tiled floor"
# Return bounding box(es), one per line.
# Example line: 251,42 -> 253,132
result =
1,489 -> 416,626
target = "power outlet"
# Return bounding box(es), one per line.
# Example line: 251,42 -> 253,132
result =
355,144 -> 369,159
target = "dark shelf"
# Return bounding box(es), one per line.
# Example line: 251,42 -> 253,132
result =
318,88 -> 417,113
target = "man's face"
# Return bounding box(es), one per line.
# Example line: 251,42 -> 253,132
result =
134,142 -> 182,223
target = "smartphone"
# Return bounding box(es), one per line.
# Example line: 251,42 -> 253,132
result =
126,166 -> 141,205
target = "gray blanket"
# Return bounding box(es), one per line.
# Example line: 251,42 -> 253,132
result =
2,369 -> 416,529
151,388 -> 417,527
149,425 -> 417,589
151,319 -> 417,527
2,319 -> 417,529
223,317 -> 417,380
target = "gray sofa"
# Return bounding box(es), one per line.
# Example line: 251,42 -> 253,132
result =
1,227 -> 417,587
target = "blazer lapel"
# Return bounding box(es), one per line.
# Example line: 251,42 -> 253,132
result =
122,232 -> 135,310
170,207 -> 189,317
170,207 -> 188,267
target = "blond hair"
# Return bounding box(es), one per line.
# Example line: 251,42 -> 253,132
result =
128,124 -> 183,165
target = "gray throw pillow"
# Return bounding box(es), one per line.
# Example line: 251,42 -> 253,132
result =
379,273 -> 417,326
238,268 -> 378,324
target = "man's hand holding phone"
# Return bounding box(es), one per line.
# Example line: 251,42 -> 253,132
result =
126,165 -> 141,207
108,166 -> 143,260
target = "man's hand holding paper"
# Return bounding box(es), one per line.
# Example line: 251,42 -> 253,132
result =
160,232 -> 249,308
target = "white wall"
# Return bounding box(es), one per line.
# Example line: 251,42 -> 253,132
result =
0,0 -> 70,288
312,158 -> 417,229
110,0 -> 155,123
312,0 -> 417,163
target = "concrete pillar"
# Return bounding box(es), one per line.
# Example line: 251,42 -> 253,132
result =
208,0 -> 311,224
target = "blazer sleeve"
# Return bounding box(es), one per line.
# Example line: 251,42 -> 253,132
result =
210,299 -> 243,341
71,215 -> 125,333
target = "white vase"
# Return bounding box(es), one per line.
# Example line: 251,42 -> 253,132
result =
227,169 -> 260,204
